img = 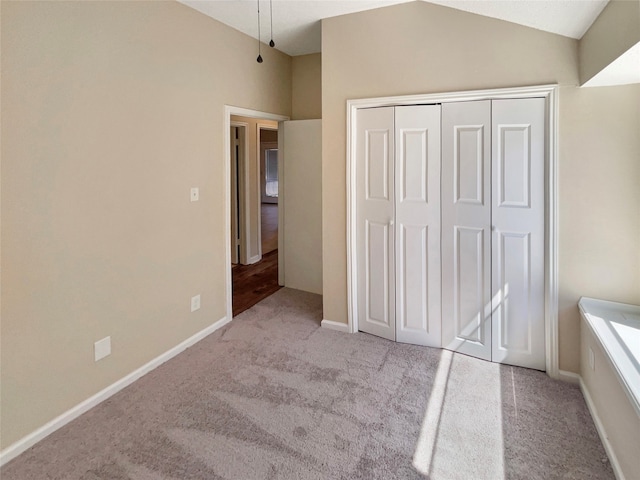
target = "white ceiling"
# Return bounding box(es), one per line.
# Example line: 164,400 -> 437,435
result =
179,0 -> 609,57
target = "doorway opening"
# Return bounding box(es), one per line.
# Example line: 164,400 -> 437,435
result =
259,127 -> 279,256
225,108 -> 288,318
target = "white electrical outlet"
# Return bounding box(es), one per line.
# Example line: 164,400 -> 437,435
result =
94,336 -> 111,362
589,347 -> 595,370
191,294 -> 201,312
190,187 -> 199,202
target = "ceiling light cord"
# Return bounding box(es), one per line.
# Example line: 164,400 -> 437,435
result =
269,0 -> 275,48
256,0 -> 263,63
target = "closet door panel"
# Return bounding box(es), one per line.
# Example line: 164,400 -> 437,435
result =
495,232 -> 532,352
398,224 -> 428,331
454,226 -> 487,344
395,105 -> 441,347
356,107 -> 396,340
442,101 -> 492,361
491,98 -> 545,370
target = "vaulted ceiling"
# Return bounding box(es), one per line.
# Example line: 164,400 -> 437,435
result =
179,0 -> 609,57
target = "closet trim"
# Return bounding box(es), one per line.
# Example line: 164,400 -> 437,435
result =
345,84 -> 560,378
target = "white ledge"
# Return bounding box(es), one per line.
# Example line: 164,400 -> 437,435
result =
579,297 -> 640,417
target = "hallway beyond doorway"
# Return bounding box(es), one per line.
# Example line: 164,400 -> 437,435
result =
261,203 -> 278,254
232,250 -> 280,317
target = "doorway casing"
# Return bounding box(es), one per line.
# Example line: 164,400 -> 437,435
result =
224,106 -> 289,321
345,85 -> 563,379
230,121 -> 248,265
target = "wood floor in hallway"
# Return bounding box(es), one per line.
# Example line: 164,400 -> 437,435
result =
232,250 -> 280,317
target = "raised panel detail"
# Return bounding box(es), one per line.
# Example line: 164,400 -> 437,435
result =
496,232 -> 532,353
399,225 -> 428,332
366,130 -> 390,201
454,226 -> 486,343
498,125 -> 531,208
454,126 -> 484,205
366,220 -> 390,326
400,129 -> 428,203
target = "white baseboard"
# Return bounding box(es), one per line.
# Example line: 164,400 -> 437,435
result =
0,315 -> 231,467
321,319 -> 349,333
579,378 -> 625,480
557,369 -> 581,384
247,254 -> 262,265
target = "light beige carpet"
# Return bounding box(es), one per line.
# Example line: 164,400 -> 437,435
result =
2,288 -> 613,479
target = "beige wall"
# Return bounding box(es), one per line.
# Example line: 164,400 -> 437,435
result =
321,1 -> 640,373
230,115 -> 278,260
283,120 -> 323,295
1,0 -> 291,449
292,53 -> 322,120
579,0 -> 640,85
558,84 -> 640,371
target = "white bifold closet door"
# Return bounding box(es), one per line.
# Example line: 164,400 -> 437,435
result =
355,98 -> 545,370
441,98 -> 546,369
441,100 -> 493,361
356,105 -> 441,346
491,98 -> 545,369
356,107 -> 395,341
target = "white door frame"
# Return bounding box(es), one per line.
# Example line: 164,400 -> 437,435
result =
345,84 -> 561,379
224,106 -> 289,321
230,121 -> 249,264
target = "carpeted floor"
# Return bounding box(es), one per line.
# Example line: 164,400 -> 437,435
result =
2,288 -> 614,479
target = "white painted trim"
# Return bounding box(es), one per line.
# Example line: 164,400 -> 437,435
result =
558,369 -> 581,384
580,377 -> 626,480
321,319 -> 350,333
224,107 -> 234,322
0,315 -> 231,467
227,106 -> 289,123
247,254 -> 262,265
230,121 -> 249,265
345,85 -> 560,376
346,99 -> 358,334
346,84 -> 560,109
224,106 -> 289,322
277,123 -> 285,286
545,86 -> 560,379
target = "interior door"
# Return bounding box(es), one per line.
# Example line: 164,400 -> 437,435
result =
441,100 -> 492,361
282,119 -> 323,295
356,107 -> 395,341
491,98 -> 545,369
394,105 -> 441,346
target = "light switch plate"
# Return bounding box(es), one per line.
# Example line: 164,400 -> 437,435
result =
94,336 -> 111,362
191,294 -> 201,312
190,187 -> 199,202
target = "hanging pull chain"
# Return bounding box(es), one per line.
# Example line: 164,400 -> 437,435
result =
256,0 -> 263,63
269,0 -> 275,48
